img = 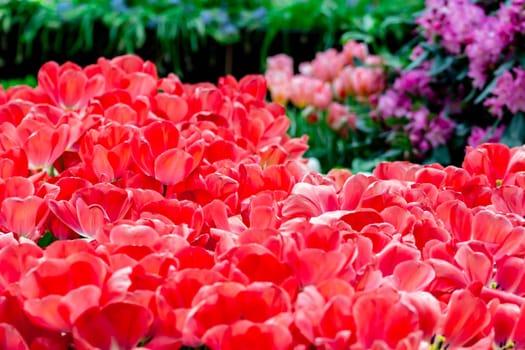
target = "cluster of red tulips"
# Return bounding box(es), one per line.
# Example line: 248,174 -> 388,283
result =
1,55 -> 525,349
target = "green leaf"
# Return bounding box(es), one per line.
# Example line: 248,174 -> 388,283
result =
37,232 -> 57,248
403,49 -> 429,72
0,75 -> 37,88
474,77 -> 498,104
361,14 -> 377,33
428,55 -> 454,76
384,116 -> 409,126
424,145 -> 451,165
355,116 -> 376,133
501,112 -> 525,147
517,48 -> 525,69
494,58 -> 516,76
420,41 -> 440,53
455,67 -> 469,81
340,31 -> 373,44
351,157 -> 384,174
382,148 -> 404,159
463,87 -> 477,103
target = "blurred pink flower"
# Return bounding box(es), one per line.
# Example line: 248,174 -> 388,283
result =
334,66 -> 385,100
289,76 -> 332,109
327,102 -> 356,131
341,40 -> 368,65
266,54 -> 294,77
364,55 -> 384,66
267,81 -> 291,106
299,49 -> 345,82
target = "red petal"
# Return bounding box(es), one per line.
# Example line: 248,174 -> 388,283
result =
24,295 -> 69,331
393,260 -> 435,291
0,323 -> 29,350
454,245 -> 492,284
154,148 -> 194,185
37,62 -> 59,102
109,224 -> 159,246
76,198 -> 106,238
154,93 -> 188,123
1,196 -> 47,238
58,69 -> 88,108
73,302 -> 153,349
441,289 -> 490,346
376,242 -> 420,276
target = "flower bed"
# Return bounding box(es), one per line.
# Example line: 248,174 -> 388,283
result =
375,0 -> 525,165
265,41 -> 388,172
263,1 -> 525,172
1,55 -> 525,349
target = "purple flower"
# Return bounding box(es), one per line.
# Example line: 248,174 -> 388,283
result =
408,108 -> 430,131
497,0 -> 525,39
466,17 -> 509,87
467,125 -> 506,147
426,113 -> 455,147
417,0 -> 486,54
485,68 -> 525,117
394,68 -> 435,99
405,109 -> 455,151
376,90 -> 412,118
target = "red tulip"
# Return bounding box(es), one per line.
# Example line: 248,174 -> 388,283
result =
392,260 -> 435,292
0,323 -> 29,350
48,183 -> 132,238
0,177 -> 51,240
495,256 -> 525,297
438,289 -> 491,347
97,55 -> 157,98
286,247 -> 351,287
400,291 -> 440,340
509,303 -> 525,348
203,320 -> 293,350
152,92 -> 188,123
19,249 -> 108,332
376,241 -> 420,276
37,61 -> 105,110
0,237 -> 42,290
24,124 -> 70,170
0,147 -> 28,178
463,143 -> 512,187
436,200 -> 473,241
72,301 -> 153,349
282,183 -> 338,219
352,288 -> 418,349
235,248 -> 291,285
293,286 -> 326,343
132,120 -> 200,185
79,124 -> 134,182
454,244 -> 492,285
488,301 -> 520,348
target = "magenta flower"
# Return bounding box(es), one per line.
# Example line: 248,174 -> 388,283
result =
485,68 -> 525,118
467,125 -> 506,147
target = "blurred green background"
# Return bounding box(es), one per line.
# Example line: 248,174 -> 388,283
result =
0,0 -> 423,84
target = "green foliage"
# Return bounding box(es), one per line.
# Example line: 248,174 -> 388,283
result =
0,0 -> 404,78
341,0 -> 424,69
0,75 -> 37,88
37,232 -> 57,248
501,113 -> 525,147
286,103 -> 409,174
0,0 -> 424,79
